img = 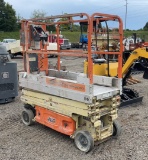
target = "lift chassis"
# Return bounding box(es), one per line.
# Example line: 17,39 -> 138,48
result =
19,13 -> 123,152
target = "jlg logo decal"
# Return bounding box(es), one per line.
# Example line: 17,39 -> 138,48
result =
48,117 -> 56,123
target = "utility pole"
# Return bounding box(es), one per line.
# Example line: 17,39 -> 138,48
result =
125,0 -> 128,30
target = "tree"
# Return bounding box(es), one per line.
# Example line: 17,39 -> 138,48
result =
31,9 -> 56,32
0,0 -> 5,30
0,0 -> 17,31
31,9 -> 46,19
143,22 -> 148,31
58,13 -> 73,31
72,24 -> 80,31
16,14 -> 23,30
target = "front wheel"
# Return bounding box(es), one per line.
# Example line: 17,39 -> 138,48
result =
112,120 -> 121,138
21,109 -> 34,126
74,131 -> 94,152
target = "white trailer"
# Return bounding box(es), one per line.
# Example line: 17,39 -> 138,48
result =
2,39 -> 22,58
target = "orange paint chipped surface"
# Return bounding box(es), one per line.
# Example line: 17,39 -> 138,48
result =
46,77 -> 86,92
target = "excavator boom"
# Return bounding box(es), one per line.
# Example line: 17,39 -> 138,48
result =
84,47 -> 148,107
122,48 -> 148,75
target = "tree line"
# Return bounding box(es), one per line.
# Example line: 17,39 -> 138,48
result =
0,0 -> 148,32
0,0 -> 18,31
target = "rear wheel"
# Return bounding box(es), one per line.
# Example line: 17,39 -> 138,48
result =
53,54 -> 57,58
112,120 -> 121,138
74,131 -> 94,152
9,50 -> 14,59
21,109 -> 34,126
82,43 -> 87,50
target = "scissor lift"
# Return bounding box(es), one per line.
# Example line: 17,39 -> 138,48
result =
19,13 -> 123,152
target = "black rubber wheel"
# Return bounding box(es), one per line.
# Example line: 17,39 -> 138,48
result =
9,50 -> 14,59
112,120 -> 121,138
53,54 -> 57,58
21,109 -> 34,126
74,131 -> 94,152
82,44 -> 87,51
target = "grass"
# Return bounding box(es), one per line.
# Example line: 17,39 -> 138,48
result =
0,31 -> 20,41
1,30 -> 148,42
61,31 -> 81,43
124,31 -> 148,41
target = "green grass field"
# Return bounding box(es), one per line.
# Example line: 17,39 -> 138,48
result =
0,31 -> 82,42
0,31 -> 19,41
124,31 -> 148,41
0,30 -> 148,42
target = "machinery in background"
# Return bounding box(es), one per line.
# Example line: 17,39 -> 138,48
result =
122,33 -> 148,73
1,39 -> 22,58
79,34 -> 88,48
123,33 -> 143,54
79,20 -> 148,106
48,34 -> 71,50
71,34 -> 88,49
19,13 -> 123,152
84,47 -> 148,106
0,45 -> 18,104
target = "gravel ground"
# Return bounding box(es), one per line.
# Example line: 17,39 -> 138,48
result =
0,56 -> 148,160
